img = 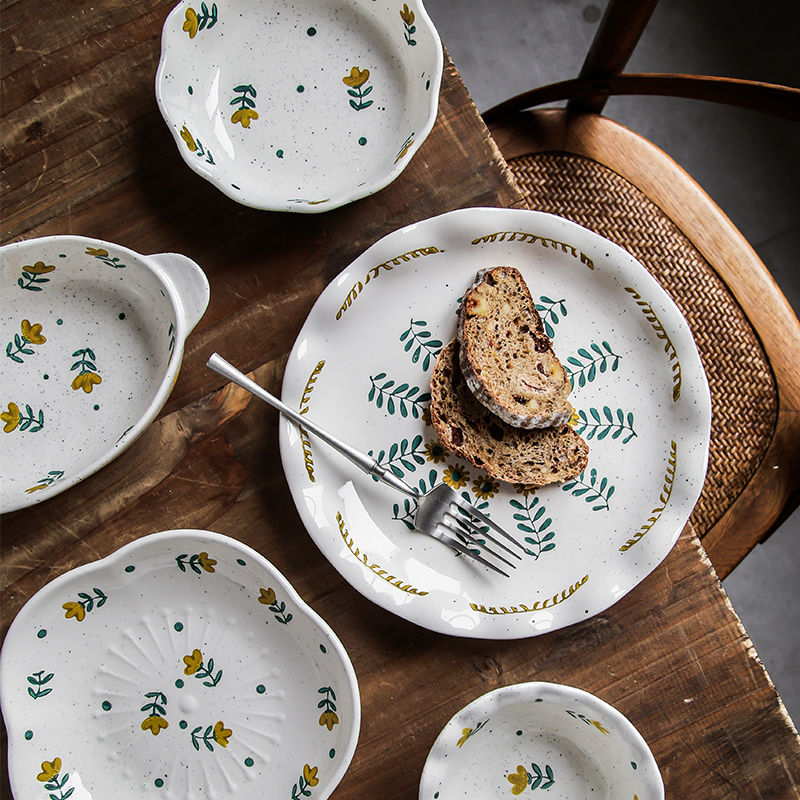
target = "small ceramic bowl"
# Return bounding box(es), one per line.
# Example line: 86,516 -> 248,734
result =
420,682 -> 664,800
0,236 -> 209,513
155,0 -> 443,212
0,529 -> 361,800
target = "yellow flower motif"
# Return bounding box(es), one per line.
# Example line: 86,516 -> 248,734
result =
590,719 -> 610,735
231,108 -> 259,128
514,483 -> 538,497
443,463 -> 469,490
1,402 -> 20,433
259,587 -> 277,606
319,710 -> 339,730
507,765 -> 528,795
180,125 -> 197,151
71,372 -> 102,393
424,440 -> 448,464
303,764 -> 319,787
141,715 -> 169,735
343,66 -> 370,88
21,319 -> 46,345
85,247 -> 108,257
62,601 -> 85,622
399,3 -> 415,26
421,407 -> 433,426
25,261 -> 55,275
456,727 -> 472,748
472,475 -> 500,500
183,7 -> 199,38
197,552 -> 217,572
569,408 -> 580,427
213,720 -> 232,747
37,758 -> 62,782
183,648 -> 203,675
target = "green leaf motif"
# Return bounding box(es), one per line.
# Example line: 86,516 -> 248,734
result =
369,434 -> 426,481
27,669 -> 54,699
399,319 -> 443,371
535,296 -> 568,339
564,341 -> 621,389
572,406 -> 637,443
528,762 -> 555,790
509,496 -> 556,559
561,468 -> 615,511
367,373 -> 430,418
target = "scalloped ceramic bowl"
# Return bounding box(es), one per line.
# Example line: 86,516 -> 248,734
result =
0,529 -> 361,800
420,682 -> 664,800
155,0 -> 443,212
0,236 -> 209,513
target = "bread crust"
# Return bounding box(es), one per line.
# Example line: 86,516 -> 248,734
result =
430,340 -> 589,486
457,266 -> 572,429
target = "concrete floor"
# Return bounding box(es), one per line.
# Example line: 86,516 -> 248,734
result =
423,0 -> 800,724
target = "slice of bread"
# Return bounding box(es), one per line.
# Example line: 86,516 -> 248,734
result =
457,266 -> 573,429
430,340 -> 589,486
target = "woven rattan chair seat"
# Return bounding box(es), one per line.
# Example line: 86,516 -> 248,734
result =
506,151 -> 777,539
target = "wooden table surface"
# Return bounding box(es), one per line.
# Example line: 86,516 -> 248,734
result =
2,2 -> 799,798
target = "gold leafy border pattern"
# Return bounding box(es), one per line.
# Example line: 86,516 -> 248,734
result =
335,246 -> 443,320
625,287 -> 682,401
470,230 -> 595,269
469,575 -> 588,615
298,360 -> 326,483
336,512 -> 429,596
620,441 -> 677,552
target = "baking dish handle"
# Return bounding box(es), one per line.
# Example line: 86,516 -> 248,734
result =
148,252 -> 210,334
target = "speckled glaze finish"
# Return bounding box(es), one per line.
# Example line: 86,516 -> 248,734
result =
419,682 -> 664,799
279,208 -> 712,639
0,530 -> 361,800
155,0 -> 443,212
0,236 -> 209,513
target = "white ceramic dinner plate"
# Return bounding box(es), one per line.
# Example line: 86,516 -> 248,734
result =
0,530 -> 360,800
156,0 -> 443,212
0,236 -> 209,514
279,208 -> 711,639
419,682 -> 664,799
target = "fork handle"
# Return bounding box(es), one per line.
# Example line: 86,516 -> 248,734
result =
207,353 -> 419,499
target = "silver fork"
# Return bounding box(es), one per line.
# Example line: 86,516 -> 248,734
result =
207,353 -> 524,576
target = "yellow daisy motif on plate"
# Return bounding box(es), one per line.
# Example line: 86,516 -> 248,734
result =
424,440 -> 448,464
472,475 -> 500,500
443,463 -> 470,490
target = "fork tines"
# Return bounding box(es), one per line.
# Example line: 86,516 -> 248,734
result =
440,509 -> 523,577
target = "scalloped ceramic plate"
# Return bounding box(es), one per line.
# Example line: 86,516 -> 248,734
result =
155,0 -> 443,212
0,530 -> 361,800
278,207 -> 711,639
0,236 -> 210,514
419,682 -> 664,799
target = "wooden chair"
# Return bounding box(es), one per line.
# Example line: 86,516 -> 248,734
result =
482,0 -> 800,579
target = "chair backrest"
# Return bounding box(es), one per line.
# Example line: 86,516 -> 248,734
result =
483,0 -> 800,124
